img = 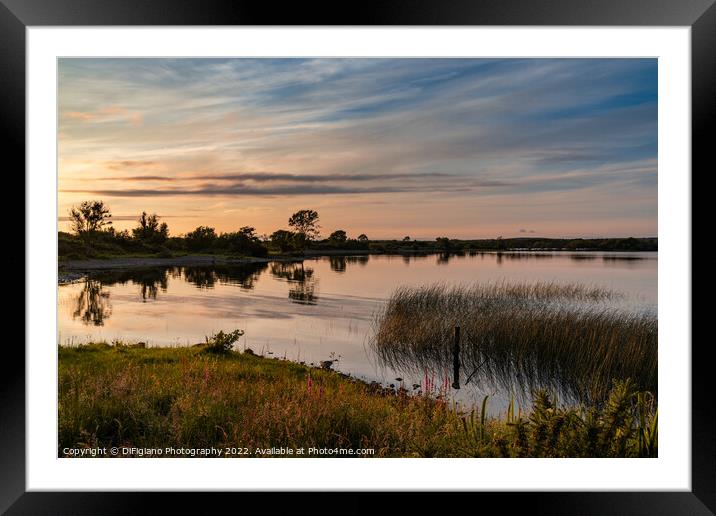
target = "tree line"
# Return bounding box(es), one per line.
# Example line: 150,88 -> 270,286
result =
62,200 -> 369,259
60,200 -> 657,261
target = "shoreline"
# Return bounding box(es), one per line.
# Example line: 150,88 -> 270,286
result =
58,248 -> 656,270
57,249 -> 657,284
59,254 -> 302,271
56,252 -> 378,283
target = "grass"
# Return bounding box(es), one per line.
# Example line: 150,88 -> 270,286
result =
58,340 -> 657,458
371,281 -> 657,405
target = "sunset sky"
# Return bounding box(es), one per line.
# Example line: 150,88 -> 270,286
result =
58,58 -> 657,240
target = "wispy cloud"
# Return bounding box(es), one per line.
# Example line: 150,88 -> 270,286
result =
58,58 -> 657,238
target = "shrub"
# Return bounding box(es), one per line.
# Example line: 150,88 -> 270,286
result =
185,226 -> 218,252
203,329 -> 244,354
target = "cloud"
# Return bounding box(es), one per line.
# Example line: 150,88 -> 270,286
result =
58,58 -> 657,237
105,160 -> 157,170
63,105 -> 143,126
60,178 -> 510,198
57,214 -> 183,221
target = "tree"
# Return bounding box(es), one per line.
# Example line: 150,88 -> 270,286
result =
436,237 -> 452,250
185,226 -> 217,251
329,229 -> 348,244
270,230 -> 297,253
69,200 -> 112,236
218,226 -> 268,257
357,234 -> 368,242
132,212 -> 169,243
288,209 -> 320,241
238,226 -> 257,239
403,236 -> 411,241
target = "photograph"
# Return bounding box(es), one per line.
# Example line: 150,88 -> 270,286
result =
2,0 -> 709,506
56,57 -> 659,459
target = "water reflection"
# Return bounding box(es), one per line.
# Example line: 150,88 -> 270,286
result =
437,252 -> 465,265
370,316 -> 657,408
329,256 -> 346,273
60,252 -> 657,410
70,264 -> 269,325
72,279 -> 112,326
328,255 -> 370,273
183,263 -> 267,290
87,267 -> 172,300
270,262 -> 318,305
570,254 -> 598,261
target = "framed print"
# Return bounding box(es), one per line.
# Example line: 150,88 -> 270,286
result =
4,0 -> 712,512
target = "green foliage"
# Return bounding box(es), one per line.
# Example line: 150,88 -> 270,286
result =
203,329 -> 245,354
458,380 -> 657,458
58,345 -> 657,457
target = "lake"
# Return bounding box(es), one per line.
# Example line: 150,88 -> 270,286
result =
58,251 -> 657,413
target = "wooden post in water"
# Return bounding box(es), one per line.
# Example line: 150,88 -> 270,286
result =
452,325 -> 460,389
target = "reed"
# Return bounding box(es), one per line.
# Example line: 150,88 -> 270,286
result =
371,281 -> 657,404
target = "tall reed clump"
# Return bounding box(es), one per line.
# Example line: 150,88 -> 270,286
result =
371,281 -> 657,405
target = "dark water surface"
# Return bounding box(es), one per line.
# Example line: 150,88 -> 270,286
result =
58,251 -> 657,413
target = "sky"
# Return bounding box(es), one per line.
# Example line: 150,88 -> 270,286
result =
58,58 -> 657,240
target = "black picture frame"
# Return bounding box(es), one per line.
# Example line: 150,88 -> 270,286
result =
4,0 -> 711,513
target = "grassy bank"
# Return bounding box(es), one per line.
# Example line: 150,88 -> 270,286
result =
59,342 -> 657,457
371,282 -> 657,404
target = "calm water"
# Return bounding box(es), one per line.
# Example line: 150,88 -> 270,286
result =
58,251 -> 657,413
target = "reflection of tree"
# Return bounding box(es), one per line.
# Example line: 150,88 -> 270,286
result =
136,270 -> 168,300
270,262 -> 318,305
570,254 -> 597,262
436,252 -> 466,265
72,280 -> 112,326
346,255 -> 369,266
329,256 -> 346,273
437,252 -> 453,265
90,268 -> 169,301
183,263 -> 267,290
183,267 -> 218,289
327,255 -> 369,272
